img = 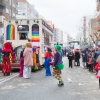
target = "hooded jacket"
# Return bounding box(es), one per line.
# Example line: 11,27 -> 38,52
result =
23,47 -> 33,66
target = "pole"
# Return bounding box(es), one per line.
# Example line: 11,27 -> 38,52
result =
11,0 -> 12,19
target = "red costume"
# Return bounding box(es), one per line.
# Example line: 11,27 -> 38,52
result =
2,42 -> 12,76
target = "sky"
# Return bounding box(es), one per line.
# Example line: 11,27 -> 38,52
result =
28,0 -> 96,42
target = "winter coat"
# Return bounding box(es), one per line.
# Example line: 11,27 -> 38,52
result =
23,47 -> 33,66
67,53 -> 74,60
75,52 -> 80,60
94,62 -> 100,71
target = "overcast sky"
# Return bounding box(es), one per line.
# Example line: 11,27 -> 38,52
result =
28,0 -> 96,42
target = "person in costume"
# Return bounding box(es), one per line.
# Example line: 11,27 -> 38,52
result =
33,46 -> 38,70
53,44 -> 64,86
19,45 -> 25,77
44,48 -> 53,76
2,42 -> 12,76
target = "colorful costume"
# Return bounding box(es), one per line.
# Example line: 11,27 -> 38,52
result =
94,62 -> 100,89
44,48 -> 53,76
19,46 -> 25,77
53,45 -> 64,86
2,42 -> 12,76
33,46 -> 40,70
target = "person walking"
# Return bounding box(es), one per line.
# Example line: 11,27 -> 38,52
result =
53,44 -> 64,86
67,50 -> 74,68
19,46 -> 25,77
23,43 -> 33,79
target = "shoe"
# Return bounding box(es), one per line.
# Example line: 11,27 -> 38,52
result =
58,81 -> 64,86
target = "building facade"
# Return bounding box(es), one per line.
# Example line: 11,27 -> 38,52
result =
16,0 -> 39,19
53,28 -> 63,44
0,0 -> 18,48
0,0 -> 18,26
89,18 -> 98,43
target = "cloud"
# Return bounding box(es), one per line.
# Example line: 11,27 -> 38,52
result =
28,0 -> 96,39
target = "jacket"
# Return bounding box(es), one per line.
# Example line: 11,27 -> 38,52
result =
23,47 -> 33,66
94,62 -> 100,71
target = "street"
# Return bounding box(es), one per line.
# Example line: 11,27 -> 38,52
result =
0,57 -> 100,100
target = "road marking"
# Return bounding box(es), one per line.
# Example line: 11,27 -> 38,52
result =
0,73 -> 18,85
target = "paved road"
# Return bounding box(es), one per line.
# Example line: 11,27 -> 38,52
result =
0,57 -> 100,100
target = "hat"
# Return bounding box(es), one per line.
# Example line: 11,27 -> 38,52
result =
55,45 -> 62,51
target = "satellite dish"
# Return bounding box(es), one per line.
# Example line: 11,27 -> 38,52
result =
18,25 -> 23,30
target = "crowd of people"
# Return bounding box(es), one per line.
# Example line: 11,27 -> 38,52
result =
1,40 -> 65,87
67,47 -> 100,88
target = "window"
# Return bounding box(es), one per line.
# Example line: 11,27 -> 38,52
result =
6,8 -> 9,14
19,33 -> 28,40
13,13 -> 15,17
18,2 -> 27,10
0,4 -> 5,12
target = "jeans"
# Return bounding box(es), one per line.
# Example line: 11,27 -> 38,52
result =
76,59 -> 80,66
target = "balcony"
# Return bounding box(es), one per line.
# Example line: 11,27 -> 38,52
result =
97,4 -> 100,11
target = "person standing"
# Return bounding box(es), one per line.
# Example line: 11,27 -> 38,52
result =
44,48 -> 53,76
23,43 -> 33,79
75,49 -> 80,66
94,55 -> 100,89
53,45 -> 64,86
67,50 -> 74,68
19,46 -> 25,77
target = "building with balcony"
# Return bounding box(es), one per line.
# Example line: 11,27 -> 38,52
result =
0,0 -> 18,48
89,18 -> 98,43
16,0 -> 39,19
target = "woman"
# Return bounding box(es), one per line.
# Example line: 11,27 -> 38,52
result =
19,46 -> 25,77
44,48 -> 53,76
23,43 -> 33,79
53,45 -> 64,86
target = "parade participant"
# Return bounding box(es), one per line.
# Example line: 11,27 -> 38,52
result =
53,44 -> 64,86
2,42 -> 12,76
67,50 -> 74,68
23,43 -> 33,79
19,45 -> 25,77
44,48 -> 53,76
94,55 -> 100,89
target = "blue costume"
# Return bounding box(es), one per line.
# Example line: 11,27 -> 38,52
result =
44,58 -> 51,76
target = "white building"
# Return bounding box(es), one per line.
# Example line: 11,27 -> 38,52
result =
16,0 -> 39,19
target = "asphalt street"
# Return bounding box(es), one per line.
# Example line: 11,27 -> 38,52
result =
0,57 -> 100,100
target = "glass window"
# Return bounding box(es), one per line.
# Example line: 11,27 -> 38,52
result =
18,2 -> 27,10
0,4 -> 5,12
19,33 -> 28,40
6,8 -> 9,14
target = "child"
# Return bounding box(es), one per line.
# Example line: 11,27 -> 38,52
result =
94,55 -> 100,89
19,46 -> 25,77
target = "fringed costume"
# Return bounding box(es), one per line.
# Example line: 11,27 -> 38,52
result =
53,45 -> 64,86
2,42 -> 12,76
